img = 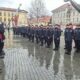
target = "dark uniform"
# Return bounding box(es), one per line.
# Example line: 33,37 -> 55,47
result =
28,27 -> 31,41
35,26 -> 39,44
42,27 -> 46,44
20,27 -> 26,37
26,27 -> 30,39
30,27 -> 35,42
64,24 -> 69,49
39,26 -> 44,46
64,24 -> 73,54
46,27 -> 54,48
74,25 -> 80,52
53,25 -> 61,50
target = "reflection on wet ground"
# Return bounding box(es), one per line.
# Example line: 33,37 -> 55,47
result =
0,59 -> 5,80
1,29 -> 80,80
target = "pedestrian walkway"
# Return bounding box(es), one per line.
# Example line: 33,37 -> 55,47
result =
0,29 -> 80,80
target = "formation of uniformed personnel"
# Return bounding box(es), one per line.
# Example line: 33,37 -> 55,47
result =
13,25 -> 54,48
13,23 -> 80,55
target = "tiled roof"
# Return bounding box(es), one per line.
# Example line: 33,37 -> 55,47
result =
0,7 -> 28,13
28,16 -> 51,24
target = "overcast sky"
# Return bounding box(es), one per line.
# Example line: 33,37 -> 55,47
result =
0,0 -> 80,11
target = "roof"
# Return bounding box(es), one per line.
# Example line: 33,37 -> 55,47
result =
28,16 -> 51,24
52,3 -> 73,13
0,7 -> 28,13
38,16 -> 51,22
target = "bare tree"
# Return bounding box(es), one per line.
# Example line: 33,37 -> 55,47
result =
29,0 -> 48,20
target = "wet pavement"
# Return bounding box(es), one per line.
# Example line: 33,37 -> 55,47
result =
0,29 -> 80,80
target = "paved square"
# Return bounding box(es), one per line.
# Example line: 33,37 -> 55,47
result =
0,30 -> 80,80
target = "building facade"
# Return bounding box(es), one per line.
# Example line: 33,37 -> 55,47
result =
0,7 -> 28,27
52,3 -> 80,26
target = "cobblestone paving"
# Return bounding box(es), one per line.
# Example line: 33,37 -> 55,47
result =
0,29 -> 80,80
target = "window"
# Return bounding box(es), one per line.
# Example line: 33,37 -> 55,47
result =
0,12 -> 2,16
64,13 -> 65,17
73,11 -> 75,16
77,18 -> 78,22
73,18 -> 74,22
12,13 -> 13,16
8,18 -> 10,21
0,17 -> 2,21
12,13 -> 14,17
4,12 -> 6,16
8,13 -> 10,16
4,18 -> 6,21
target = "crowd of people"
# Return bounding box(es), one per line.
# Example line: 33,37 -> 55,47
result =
13,23 -> 80,55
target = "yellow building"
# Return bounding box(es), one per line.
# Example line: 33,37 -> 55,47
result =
0,7 -> 28,27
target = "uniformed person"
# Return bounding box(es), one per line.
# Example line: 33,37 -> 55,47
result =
31,26 -> 35,42
64,23 -> 73,55
28,26 -> 31,41
74,24 -> 80,52
43,26 -> 47,46
39,25 -> 44,46
53,24 -> 61,50
73,25 -> 76,48
26,26 -> 30,40
46,26 -> 54,48
35,25 -> 39,44
64,24 -> 69,49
